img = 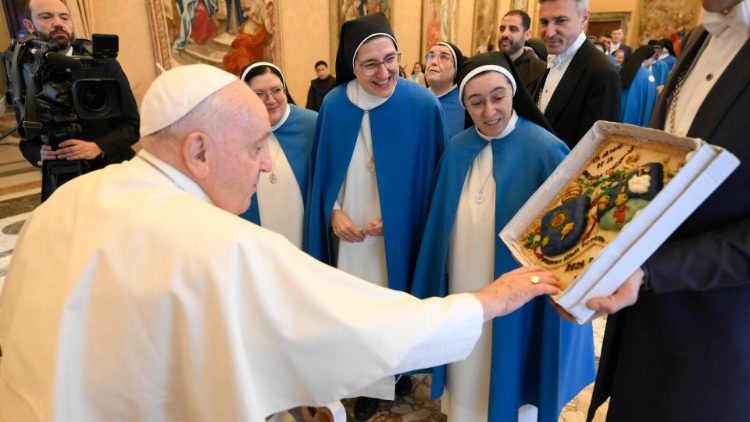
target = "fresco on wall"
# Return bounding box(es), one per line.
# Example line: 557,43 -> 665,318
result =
638,0 -> 700,54
339,0 -> 390,27
328,0 -> 391,72
472,0 -> 499,55
510,0 -> 527,11
422,0 -> 459,58
147,0 -> 282,75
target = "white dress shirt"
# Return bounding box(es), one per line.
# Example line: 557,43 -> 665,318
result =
538,32 -> 587,114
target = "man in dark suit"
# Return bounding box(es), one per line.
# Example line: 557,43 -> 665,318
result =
609,27 -> 632,60
585,0 -> 750,420
499,10 -> 546,94
13,0 -> 139,201
533,0 -> 620,149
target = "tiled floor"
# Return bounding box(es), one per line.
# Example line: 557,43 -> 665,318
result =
0,110 -> 609,421
0,111 -> 41,291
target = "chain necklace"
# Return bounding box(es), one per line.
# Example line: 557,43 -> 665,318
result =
666,67 -> 689,135
268,139 -> 281,184
356,84 -> 376,172
475,149 -> 493,204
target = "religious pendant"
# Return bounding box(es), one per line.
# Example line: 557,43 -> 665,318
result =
648,74 -> 656,83
367,157 -> 375,173
269,172 -> 277,184
475,189 -> 485,204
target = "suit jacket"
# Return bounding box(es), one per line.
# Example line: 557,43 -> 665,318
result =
533,40 -> 620,149
513,48 -> 546,95
588,26 -> 750,422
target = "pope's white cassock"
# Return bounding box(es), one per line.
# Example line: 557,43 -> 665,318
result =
0,150 -> 484,421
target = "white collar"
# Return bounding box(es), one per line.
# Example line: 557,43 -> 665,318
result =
138,149 -> 212,205
272,104 -> 291,131
430,84 -> 457,99
474,110 -> 518,141
703,0 -> 750,36
547,32 -> 587,68
346,79 -> 392,111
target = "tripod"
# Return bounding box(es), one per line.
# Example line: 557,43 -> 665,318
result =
42,159 -> 85,201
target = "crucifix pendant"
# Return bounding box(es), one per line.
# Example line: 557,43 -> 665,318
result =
269,173 -> 277,184
367,157 -> 375,173
475,189 -> 485,204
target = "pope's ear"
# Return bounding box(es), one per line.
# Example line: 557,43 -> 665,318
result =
182,131 -> 210,179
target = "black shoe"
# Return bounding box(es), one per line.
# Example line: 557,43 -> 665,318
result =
395,375 -> 413,397
353,396 -> 380,421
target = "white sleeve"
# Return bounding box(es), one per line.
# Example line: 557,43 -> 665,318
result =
393,293 -> 484,374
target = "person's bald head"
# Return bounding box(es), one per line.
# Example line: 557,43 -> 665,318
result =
24,0 -> 75,50
140,65 -> 272,215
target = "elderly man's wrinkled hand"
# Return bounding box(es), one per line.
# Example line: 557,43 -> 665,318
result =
473,266 -> 561,321
331,209 -> 365,243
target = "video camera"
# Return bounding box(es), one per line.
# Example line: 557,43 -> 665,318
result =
2,33 -> 122,148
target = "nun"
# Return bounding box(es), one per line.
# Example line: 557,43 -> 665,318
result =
619,46 -> 660,127
425,41 -> 467,139
411,53 -> 595,422
304,12 -> 448,420
238,62 -> 317,249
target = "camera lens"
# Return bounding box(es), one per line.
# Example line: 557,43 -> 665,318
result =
80,85 -> 107,112
72,78 -> 121,120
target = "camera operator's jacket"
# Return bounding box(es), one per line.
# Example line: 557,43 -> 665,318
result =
15,40 -> 139,174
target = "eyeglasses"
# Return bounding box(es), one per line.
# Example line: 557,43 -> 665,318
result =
254,87 -> 285,101
465,94 -> 509,112
356,53 -> 401,76
425,52 -> 453,64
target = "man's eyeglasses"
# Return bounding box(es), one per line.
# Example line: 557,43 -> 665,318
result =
356,53 -> 401,76
425,52 -> 453,64
254,87 -> 285,101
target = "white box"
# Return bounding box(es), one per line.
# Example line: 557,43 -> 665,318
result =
499,121 -> 740,323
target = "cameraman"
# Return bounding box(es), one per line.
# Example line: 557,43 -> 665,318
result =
20,0 -> 139,200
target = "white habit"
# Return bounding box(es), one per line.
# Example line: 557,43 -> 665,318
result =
0,151 -> 484,421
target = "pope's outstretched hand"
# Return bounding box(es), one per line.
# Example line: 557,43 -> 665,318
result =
472,265 -> 561,321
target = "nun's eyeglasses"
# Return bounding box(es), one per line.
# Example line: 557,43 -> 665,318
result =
425,52 -> 453,64
254,87 -> 285,101
356,53 -> 401,76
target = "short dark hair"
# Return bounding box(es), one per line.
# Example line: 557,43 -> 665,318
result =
504,9 -> 531,31
314,60 -> 328,69
25,0 -> 66,20
25,0 -> 32,20
240,62 -> 297,105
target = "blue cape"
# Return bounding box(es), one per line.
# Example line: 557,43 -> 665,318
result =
305,78 -> 447,292
240,104 -> 317,224
620,67 -> 658,127
411,118 -> 595,422
658,55 -> 677,73
651,60 -> 669,86
437,87 -> 466,140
